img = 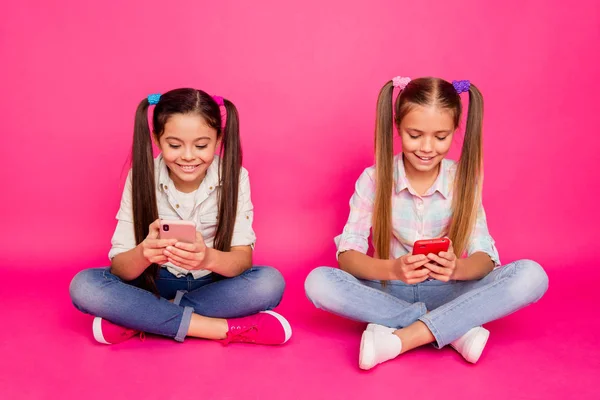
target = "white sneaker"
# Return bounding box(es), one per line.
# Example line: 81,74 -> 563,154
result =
368,323 -> 489,364
359,324 -> 402,370
450,326 -> 490,363
366,323 -> 396,334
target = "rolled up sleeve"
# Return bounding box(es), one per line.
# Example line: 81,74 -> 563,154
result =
467,203 -> 501,266
230,168 -> 256,248
108,171 -> 137,259
335,168 -> 376,259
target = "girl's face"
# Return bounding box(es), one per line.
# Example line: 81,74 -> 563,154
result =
399,104 -> 456,176
155,113 -> 219,193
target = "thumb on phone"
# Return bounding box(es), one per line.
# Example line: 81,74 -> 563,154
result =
148,219 -> 161,239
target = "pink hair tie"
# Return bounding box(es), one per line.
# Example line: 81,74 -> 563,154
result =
392,76 -> 411,90
212,95 -> 227,130
212,95 -> 224,106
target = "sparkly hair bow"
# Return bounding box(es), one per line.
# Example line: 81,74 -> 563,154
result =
452,80 -> 470,94
147,93 -> 161,105
392,76 -> 411,90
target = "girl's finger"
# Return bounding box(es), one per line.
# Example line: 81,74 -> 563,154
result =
153,239 -> 177,249
405,254 -> 427,265
438,251 -> 456,260
148,219 -> 162,239
404,259 -> 429,272
407,267 -> 430,279
424,263 -> 451,275
174,241 -> 203,252
408,275 -> 430,284
165,245 -> 194,260
164,249 -> 196,266
167,257 -> 195,270
146,248 -> 166,260
427,253 -> 451,268
428,271 -> 451,282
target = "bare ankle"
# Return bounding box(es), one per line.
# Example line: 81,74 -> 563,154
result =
187,314 -> 229,340
393,322 -> 435,354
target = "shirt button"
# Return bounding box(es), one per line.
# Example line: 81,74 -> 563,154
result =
176,204 -> 180,208
209,186 -> 213,190
164,185 -> 168,190
246,216 -> 249,220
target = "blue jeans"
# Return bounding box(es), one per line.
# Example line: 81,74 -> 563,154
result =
70,266 -> 285,342
305,259 -> 548,347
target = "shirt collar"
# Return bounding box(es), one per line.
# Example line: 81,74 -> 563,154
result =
394,155 -> 452,198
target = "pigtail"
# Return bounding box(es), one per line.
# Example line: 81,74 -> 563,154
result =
132,98 -> 160,294
447,84 -> 484,258
372,81 -> 396,262
214,99 -> 242,252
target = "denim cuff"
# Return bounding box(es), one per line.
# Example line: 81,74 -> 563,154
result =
418,315 -> 445,348
174,306 -> 193,342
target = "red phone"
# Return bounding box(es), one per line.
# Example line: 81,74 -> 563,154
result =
413,238 -> 450,256
159,220 -> 196,243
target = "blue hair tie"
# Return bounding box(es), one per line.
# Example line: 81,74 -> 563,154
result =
147,93 -> 161,105
452,80 -> 470,94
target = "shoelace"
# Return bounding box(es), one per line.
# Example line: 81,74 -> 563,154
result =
120,329 -> 145,342
223,325 -> 257,345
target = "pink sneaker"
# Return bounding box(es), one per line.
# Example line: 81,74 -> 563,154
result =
223,311 -> 292,345
92,317 -> 140,345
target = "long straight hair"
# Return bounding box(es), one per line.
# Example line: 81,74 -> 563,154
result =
373,77 -> 484,261
131,88 -> 242,294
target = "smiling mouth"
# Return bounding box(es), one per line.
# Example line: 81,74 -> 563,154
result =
416,155 -> 435,161
177,163 -> 200,172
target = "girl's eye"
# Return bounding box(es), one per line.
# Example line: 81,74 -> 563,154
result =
409,134 -> 420,139
436,136 -> 448,141
168,144 -> 181,149
196,145 -> 208,149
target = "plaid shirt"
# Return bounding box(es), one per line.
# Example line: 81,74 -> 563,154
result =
335,155 -> 500,265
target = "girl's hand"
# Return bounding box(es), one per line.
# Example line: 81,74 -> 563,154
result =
424,240 -> 458,282
163,232 -> 208,270
391,254 -> 431,284
140,219 -> 177,265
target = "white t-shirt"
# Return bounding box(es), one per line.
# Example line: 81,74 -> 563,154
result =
174,188 -> 196,220
108,154 -> 256,278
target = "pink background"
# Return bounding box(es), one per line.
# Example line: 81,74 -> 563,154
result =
1,1 -> 600,399
1,0 -> 599,272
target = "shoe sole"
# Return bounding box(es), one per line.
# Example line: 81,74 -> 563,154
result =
463,328 -> 490,363
92,317 -> 111,345
261,310 -> 292,344
359,330 -> 375,370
